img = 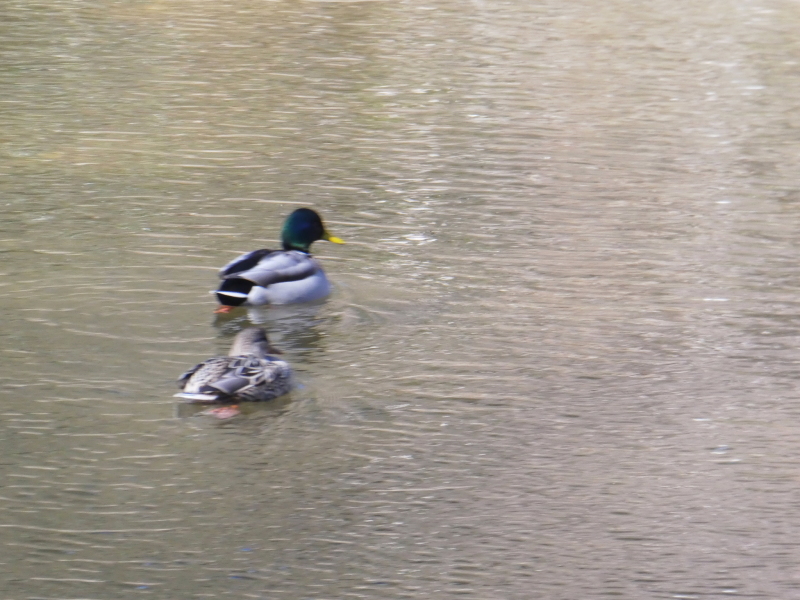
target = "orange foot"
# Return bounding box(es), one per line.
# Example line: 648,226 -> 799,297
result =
202,405 -> 241,419
214,305 -> 234,314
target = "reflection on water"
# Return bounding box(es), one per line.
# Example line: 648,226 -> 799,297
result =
2,0 -> 800,597
213,302 -> 330,357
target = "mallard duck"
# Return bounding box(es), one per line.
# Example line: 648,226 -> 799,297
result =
175,327 -> 291,403
213,208 -> 344,312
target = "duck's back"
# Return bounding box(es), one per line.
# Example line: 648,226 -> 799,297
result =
177,354 -> 291,402
217,250 -> 329,306
247,268 -> 331,304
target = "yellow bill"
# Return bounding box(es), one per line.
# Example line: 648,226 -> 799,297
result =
323,232 -> 345,244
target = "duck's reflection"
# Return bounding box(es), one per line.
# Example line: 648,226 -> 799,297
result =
211,301 -> 329,358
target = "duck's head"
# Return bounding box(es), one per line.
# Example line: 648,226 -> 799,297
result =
228,327 -> 282,357
281,208 -> 344,252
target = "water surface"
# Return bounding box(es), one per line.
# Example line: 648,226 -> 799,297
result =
2,0 -> 800,598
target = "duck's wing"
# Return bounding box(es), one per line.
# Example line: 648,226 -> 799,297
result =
220,251 -> 318,288
176,356 -> 291,402
175,356 -> 259,400
177,361 -> 205,387
207,355 -> 290,396
175,356 -> 231,402
219,249 -> 277,278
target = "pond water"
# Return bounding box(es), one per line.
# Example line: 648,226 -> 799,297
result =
2,0 -> 800,598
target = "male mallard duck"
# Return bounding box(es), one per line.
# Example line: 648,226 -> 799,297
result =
213,208 -> 343,312
175,327 -> 291,404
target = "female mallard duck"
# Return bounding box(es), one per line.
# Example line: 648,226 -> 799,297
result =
175,327 -> 291,404
213,208 -> 343,312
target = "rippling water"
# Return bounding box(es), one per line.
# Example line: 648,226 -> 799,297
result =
3,0 -> 800,597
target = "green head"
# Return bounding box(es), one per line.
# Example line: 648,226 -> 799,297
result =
281,208 -> 344,252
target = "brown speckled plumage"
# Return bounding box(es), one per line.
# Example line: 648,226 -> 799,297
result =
175,328 -> 291,403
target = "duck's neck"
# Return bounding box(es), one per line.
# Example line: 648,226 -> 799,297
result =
282,241 -> 310,253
